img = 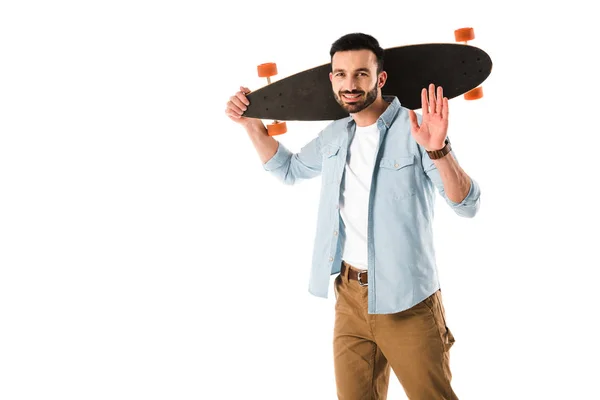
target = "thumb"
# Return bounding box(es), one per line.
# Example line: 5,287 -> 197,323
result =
408,110 -> 419,132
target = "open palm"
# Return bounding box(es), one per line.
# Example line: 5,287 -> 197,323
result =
408,84 -> 449,152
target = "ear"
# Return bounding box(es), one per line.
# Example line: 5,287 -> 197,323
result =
329,72 -> 333,82
378,71 -> 387,88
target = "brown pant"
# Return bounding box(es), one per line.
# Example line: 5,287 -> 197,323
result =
333,262 -> 458,400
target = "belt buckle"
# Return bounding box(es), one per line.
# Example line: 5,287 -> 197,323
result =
357,270 -> 367,286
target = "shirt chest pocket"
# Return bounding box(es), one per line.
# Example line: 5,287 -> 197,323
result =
378,155 -> 417,200
321,144 -> 342,184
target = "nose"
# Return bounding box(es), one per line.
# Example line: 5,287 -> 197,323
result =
343,77 -> 359,92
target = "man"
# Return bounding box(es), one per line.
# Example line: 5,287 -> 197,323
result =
225,32 -> 480,400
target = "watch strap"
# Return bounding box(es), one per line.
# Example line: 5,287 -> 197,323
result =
427,138 -> 451,160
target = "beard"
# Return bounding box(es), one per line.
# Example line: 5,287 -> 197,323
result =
334,81 -> 378,114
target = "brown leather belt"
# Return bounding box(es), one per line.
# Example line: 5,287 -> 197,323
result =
341,261 -> 368,286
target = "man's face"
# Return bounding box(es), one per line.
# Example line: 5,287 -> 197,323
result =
329,49 -> 383,114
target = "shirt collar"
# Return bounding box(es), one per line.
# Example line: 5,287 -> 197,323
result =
345,96 -> 402,130
379,96 -> 401,128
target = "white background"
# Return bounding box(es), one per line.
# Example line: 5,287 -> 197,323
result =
1,1 -> 599,399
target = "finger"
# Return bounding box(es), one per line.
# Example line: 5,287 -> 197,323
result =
408,110 -> 419,131
238,87 -> 250,106
226,102 -> 244,117
428,83 -> 436,114
225,108 -> 242,119
240,86 -> 251,103
227,100 -> 244,116
421,88 -> 429,116
442,97 -> 449,120
235,91 -> 249,107
229,96 -> 247,114
436,86 -> 443,114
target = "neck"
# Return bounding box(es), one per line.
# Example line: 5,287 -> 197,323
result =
351,96 -> 390,127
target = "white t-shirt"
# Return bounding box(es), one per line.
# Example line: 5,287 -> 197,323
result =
339,122 -> 379,271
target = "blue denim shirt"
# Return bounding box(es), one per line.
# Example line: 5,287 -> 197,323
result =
263,96 -> 480,314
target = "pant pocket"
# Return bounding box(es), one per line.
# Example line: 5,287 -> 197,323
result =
334,274 -> 341,300
444,326 -> 456,351
432,290 -> 456,352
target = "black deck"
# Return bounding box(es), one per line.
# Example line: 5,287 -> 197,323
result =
243,43 -> 492,121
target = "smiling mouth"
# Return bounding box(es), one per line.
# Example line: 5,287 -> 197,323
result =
342,93 -> 363,102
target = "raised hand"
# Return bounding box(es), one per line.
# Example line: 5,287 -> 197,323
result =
408,83 -> 449,152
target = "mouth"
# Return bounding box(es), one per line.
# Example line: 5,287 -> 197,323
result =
341,93 -> 363,103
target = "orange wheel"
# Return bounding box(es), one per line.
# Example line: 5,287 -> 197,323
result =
454,27 -> 475,43
257,62 -> 278,78
464,86 -> 483,100
267,121 -> 287,136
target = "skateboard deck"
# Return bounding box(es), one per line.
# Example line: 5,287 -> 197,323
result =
243,43 -> 492,122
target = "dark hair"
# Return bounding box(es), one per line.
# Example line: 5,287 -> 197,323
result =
329,33 -> 384,74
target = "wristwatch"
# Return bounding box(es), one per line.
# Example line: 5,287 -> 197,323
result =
426,138 -> 451,160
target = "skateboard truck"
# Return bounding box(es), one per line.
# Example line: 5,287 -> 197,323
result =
257,62 -> 287,136
454,27 -> 484,101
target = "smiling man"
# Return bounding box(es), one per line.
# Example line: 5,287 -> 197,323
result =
332,63 -> 379,114
225,32 -> 480,400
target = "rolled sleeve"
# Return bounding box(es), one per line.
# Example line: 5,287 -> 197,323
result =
263,142 -> 293,171
421,141 -> 481,218
445,176 -> 481,217
261,133 -> 324,185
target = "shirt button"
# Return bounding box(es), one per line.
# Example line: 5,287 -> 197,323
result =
334,231 -> 338,236
394,163 -> 399,168
329,257 -> 333,262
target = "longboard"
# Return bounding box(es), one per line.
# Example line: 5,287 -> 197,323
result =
242,28 -> 493,135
